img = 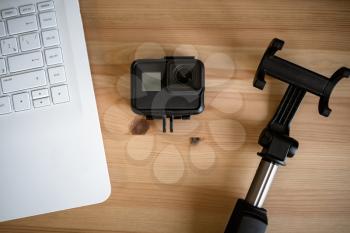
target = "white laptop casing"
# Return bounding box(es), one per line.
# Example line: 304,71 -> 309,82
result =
0,0 -> 111,222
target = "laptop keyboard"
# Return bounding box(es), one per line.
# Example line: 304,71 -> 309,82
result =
0,1 -> 70,115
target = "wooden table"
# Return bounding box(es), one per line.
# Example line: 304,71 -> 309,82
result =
1,0 -> 350,232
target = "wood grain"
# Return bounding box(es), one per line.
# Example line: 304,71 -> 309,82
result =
1,0 -> 350,232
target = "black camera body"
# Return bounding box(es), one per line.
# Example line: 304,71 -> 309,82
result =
131,56 -> 205,132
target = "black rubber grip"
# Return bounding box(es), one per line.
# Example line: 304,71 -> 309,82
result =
224,199 -> 268,233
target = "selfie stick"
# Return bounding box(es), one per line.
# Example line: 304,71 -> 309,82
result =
224,38 -> 350,233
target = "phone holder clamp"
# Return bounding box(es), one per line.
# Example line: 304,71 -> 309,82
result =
224,38 -> 350,233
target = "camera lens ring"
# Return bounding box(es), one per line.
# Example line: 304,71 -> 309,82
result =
167,60 -> 202,91
174,64 -> 193,86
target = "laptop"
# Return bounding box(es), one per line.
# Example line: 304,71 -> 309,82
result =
0,0 -> 111,222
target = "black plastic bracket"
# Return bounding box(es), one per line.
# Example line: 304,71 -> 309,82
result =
148,114 -> 191,133
254,38 -> 350,165
254,38 -> 350,117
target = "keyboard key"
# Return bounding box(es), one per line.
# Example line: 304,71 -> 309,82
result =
7,15 -> 38,35
51,85 -> 69,104
0,96 -> 12,114
32,88 -> 49,99
20,33 -> 41,51
38,1 -> 55,11
19,4 -> 36,15
2,8 -> 18,19
1,38 -> 19,55
33,97 -> 50,108
8,51 -> 44,73
13,93 -> 31,112
48,66 -> 66,84
42,30 -> 60,47
1,70 -> 47,94
39,12 -> 57,29
0,59 -> 6,75
45,48 -> 63,66
0,22 -> 6,38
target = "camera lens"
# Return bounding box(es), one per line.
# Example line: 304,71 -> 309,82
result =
167,60 -> 203,91
175,65 -> 193,85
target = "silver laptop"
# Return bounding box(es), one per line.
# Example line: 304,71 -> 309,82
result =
0,0 -> 111,222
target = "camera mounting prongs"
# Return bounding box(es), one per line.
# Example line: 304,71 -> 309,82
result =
224,38 -> 349,233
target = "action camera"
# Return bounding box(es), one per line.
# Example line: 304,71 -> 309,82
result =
131,56 -> 205,132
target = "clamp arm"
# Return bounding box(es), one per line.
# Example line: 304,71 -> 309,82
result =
254,38 -> 350,117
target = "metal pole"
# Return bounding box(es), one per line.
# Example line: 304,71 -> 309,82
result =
245,159 -> 279,208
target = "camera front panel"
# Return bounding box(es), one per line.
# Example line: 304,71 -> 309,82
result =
131,58 -> 204,117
